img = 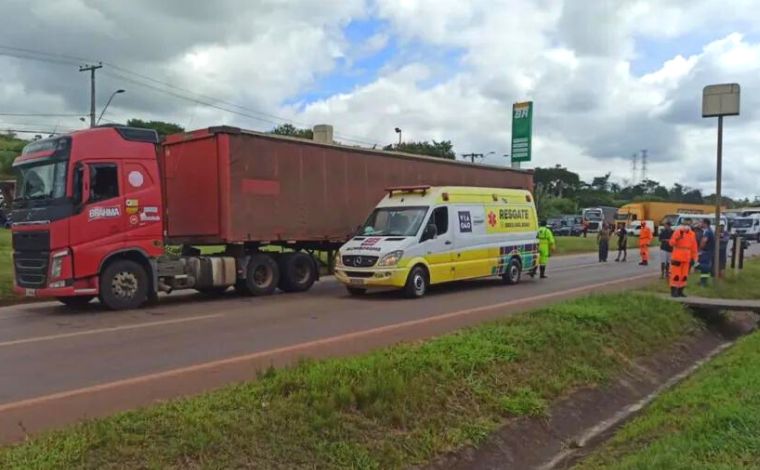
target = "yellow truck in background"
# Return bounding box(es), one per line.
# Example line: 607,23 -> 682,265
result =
615,201 -> 721,234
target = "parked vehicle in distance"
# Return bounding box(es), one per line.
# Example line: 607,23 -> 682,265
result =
553,215 -> 583,236
582,206 -> 617,232
673,214 -> 728,230
627,220 -> 655,237
730,215 -> 760,242
616,201 -> 718,234
335,186 -> 539,298
10,125 -> 532,310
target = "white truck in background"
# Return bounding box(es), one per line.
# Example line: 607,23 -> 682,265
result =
731,214 -> 760,242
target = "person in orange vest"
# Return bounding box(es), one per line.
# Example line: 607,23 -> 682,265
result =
668,222 -> 698,297
638,223 -> 653,266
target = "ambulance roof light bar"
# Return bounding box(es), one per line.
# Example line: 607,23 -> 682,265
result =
385,185 -> 431,197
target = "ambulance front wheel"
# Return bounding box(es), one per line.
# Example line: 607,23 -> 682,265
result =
404,265 -> 429,298
503,258 -> 522,285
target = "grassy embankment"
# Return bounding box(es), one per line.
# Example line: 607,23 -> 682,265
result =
0,230 -> 13,303
649,255 -> 760,300
577,257 -> 760,469
0,292 -> 700,469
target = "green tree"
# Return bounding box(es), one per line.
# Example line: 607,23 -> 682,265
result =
126,119 -> 185,138
270,123 -> 313,139
383,140 -> 456,160
533,165 -> 581,197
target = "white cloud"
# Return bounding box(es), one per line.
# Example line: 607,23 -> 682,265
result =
1,0 -> 759,201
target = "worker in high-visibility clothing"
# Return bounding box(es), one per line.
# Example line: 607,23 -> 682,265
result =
668,222 -> 698,297
537,220 -> 556,279
638,223 -> 653,266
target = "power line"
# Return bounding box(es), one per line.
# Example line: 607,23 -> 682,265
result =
0,112 -> 84,117
0,43 -> 384,147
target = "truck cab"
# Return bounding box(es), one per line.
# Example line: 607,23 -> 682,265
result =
11,126 -> 164,308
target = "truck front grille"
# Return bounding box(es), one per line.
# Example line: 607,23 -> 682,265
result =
12,230 -> 50,288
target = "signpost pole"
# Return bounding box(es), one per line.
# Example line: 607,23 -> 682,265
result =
714,115 -> 723,281
702,83 -> 739,284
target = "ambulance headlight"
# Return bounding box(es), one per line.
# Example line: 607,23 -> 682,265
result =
378,250 -> 404,267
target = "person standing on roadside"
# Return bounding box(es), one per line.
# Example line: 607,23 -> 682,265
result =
615,224 -> 628,262
669,221 -> 698,297
658,221 -> 674,279
638,222 -> 653,266
597,223 -> 611,262
582,220 -> 589,238
537,220 -> 556,279
719,223 -> 730,278
698,218 -> 715,287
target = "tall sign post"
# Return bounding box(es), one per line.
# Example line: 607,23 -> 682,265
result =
511,101 -> 533,169
702,83 -> 740,282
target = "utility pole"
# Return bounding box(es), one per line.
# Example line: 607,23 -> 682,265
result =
79,62 -> 103,127
641,149 -> 648,182
631,152 -> 638,185
461,153 -> 484,163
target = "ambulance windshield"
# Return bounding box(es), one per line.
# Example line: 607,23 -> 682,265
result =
361,206 -> 427,236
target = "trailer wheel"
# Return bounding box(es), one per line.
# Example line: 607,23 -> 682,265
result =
502,257 -> 522,285
242,254 -> 279,296
403,265 -> 429,299
99,259 -> 148,310
57,296 -> 94,308
278,252 -> 317,293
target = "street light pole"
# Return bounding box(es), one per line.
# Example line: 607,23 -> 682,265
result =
394,127 -> 402,146
97,89 -> 125,125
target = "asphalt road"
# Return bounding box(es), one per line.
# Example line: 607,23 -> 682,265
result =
1,245 -> 754,442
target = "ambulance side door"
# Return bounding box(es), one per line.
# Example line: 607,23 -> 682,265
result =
419,206 -> 455,284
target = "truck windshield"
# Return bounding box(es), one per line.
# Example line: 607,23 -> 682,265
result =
733,218 -> 754,228
361,206 -> 428,236
584,211 -> 602,221
14,160 -> 67,201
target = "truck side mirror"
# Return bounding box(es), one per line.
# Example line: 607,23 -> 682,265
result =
422,224 -> 437,242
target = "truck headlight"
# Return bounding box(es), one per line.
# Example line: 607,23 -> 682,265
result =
50,249 -> 69,279
378,250 -> 404,267
335,252 -> 343,267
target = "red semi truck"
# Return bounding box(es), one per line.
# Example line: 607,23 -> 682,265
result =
10,125 -> 532,310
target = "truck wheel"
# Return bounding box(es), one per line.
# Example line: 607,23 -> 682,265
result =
346,286 -> 367,296
242,254 -> 279,296
278,252 -> 317,293
99,260 -> 148,310
503,258 -> 522,285
57,296 -> 94,308
403,266 -> 428,299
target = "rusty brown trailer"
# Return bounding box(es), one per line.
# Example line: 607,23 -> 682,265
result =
161,126 -> 533,248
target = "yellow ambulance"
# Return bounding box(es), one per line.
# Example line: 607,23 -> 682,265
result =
335,186 -> 539,297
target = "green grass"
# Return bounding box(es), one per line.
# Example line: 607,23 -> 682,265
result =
0,293 -> 701,469
0,229 -> 14,304
576,330 -> 760,470
650,257 -> 760,300
554,235 -> 651,256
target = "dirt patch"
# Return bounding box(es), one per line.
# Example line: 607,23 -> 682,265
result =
424,313 -> 758,470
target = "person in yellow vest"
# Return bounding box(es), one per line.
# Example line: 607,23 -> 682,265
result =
536,220 -> 556,279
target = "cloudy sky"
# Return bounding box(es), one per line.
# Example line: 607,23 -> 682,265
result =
1,0 -> 759,198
